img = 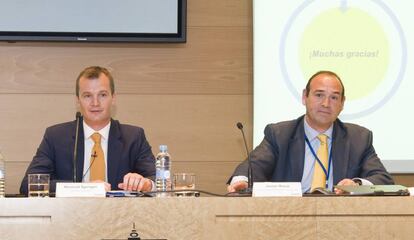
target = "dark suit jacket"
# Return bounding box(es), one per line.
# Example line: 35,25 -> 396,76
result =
20,118 -> 155,195
231,115 -> 394,186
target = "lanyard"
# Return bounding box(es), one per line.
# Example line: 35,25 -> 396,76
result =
304,135 -> 333,188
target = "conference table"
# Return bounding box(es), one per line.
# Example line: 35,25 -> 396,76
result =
1,196 -> 413,239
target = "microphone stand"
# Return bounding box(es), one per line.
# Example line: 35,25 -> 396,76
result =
73,112 -> 81,182
237,122 -> 253,195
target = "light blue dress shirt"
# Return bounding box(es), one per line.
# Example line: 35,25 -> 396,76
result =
302,119 -> 333,193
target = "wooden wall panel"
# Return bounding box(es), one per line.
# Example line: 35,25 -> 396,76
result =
0,0 -> 254,194
188,0 -> 252,27
5,162 -> 27,194
116,95 -> 253,163
392,174 -> 414,187
0,27 -> 252,94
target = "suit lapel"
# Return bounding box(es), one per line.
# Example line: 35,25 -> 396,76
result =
287,117 -> 306,182
332,120 -> 350,184
107,120 -> 122,187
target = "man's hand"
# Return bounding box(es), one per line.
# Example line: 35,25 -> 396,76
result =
334,178 -> 359,194
118,173 -> 152,192
91,180 -> 111,192
227,181 -> 248,193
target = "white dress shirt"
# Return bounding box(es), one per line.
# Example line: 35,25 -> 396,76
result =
82,121 -> 111,182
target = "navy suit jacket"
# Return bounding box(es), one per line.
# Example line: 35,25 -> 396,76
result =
230,115 -> 394,186
20,118 -> 155,195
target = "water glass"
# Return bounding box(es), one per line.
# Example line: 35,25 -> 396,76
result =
28,174 -> 50,197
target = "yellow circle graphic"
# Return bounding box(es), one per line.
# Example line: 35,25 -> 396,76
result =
299,8 -> 389,100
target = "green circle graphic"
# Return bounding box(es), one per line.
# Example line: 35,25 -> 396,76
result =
299,7 -> 389,100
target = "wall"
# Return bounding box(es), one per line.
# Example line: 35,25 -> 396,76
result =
0,1 -> 410,195
0,0 -> 253,194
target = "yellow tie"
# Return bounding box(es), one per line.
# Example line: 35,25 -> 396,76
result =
311,134 -> 328,191
90,133 -> 105,181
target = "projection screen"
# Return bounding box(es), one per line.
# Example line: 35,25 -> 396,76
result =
253,0 -> 413,173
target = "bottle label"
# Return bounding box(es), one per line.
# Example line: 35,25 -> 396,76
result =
164,170 -> 170,179
156,169 -> 170,179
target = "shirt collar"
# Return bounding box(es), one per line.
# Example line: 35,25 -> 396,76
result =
303,117 -> 333,141
83,121 -> 111,141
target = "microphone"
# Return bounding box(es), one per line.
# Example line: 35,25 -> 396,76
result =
82,151 -> 97,181
236,122 -> 253,193
73,112 -> 81,182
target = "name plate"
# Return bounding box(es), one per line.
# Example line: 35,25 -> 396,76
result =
252,182 -> 302,197
56,182 -> 106,198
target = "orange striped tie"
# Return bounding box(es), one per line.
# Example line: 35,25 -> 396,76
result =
90,133 -> 105,181
311,134 -> 328,191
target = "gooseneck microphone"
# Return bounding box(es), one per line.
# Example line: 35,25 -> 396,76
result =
73,112 -> 81,182
236,122 -> 253,193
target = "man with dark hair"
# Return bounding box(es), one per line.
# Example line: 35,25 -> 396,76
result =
20,66 -> 155,195
228,70 -> 393,194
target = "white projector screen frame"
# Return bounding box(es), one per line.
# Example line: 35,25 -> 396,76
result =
253,0 -> 413,173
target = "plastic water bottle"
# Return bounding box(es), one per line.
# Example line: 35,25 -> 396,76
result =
155,145 -> 171,197
0,151 -> 5,197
